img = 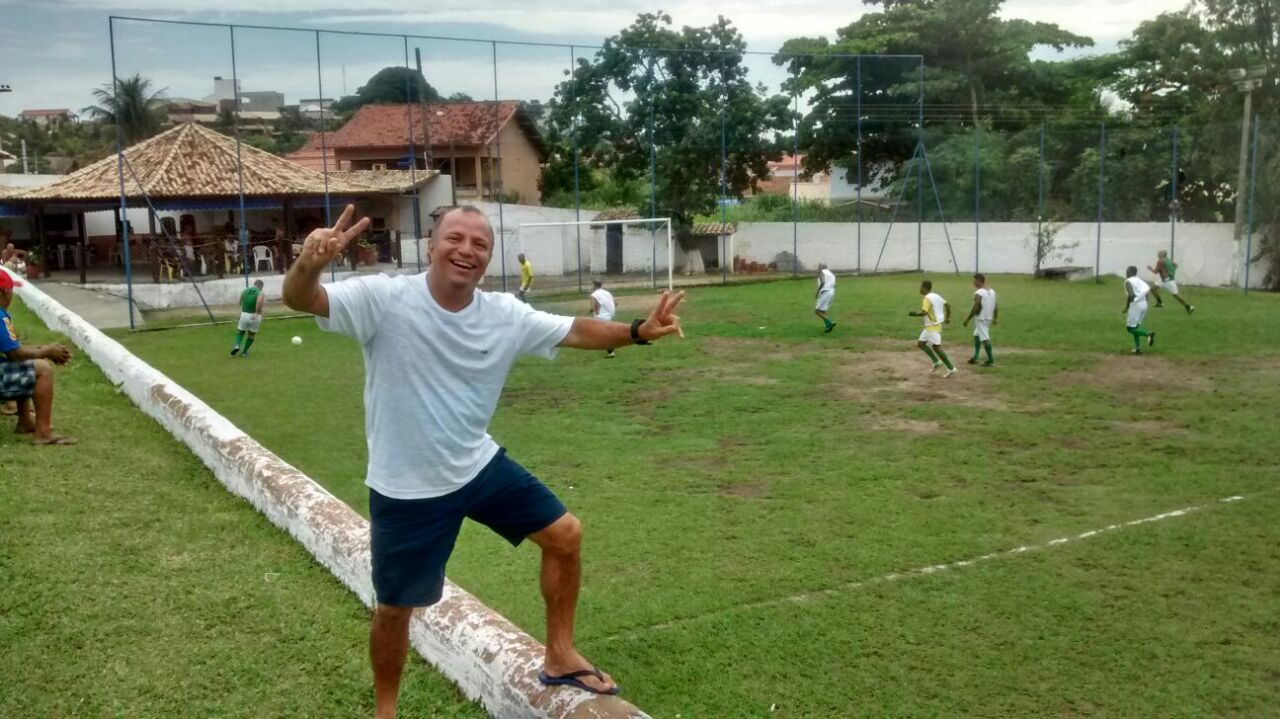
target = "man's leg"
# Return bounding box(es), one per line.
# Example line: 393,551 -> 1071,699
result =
1171,292 -> 1192,312
241,331 -> 256,357
1127,325 -> 1147,352
933,344 -> 955,371
983,340 -> 994,365
969,335 -> 981,363
29,359 -> 75,445
1150,286 -> 1164,307
528,514 -> 615,693
230,329 -> 245,355
918,340 -> 939,366
370,604 -> 413,719
13,397 -> 35,434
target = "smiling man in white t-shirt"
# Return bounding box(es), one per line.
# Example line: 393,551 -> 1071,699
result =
283,205 -> 685,713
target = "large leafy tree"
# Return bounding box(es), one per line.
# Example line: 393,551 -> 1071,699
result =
544,13 -> 792,228
82,73 -> 167,144
331,67 -> 442,115
776,0 -> 1093,176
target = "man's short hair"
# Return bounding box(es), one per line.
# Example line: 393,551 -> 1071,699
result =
437,206 -> 495,243
254,279 -> 264,288
592,279 -> 603,288
1126,266 -> 1138,277
1157,249 -> 1168,258
974,273 -> 985,283
921,280 -> 933,291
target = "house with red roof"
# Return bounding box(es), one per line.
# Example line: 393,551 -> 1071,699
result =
287,101 -> 547,204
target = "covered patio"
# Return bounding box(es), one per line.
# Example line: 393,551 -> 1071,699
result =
0,123 -> 439,285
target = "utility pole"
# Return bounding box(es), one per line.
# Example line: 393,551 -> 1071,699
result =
21,138 -> 28,174
1229,66 -> 1266,240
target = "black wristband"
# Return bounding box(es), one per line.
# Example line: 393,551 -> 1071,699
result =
630,318 -> 651,345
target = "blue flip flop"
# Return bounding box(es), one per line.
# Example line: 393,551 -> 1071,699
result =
537,667 -> 620,695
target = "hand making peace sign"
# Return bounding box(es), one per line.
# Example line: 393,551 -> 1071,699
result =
637,290 -> 686,342
298,204 -> 372,269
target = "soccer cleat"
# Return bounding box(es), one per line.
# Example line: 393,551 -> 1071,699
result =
1155,302 -> 1165,308
230,346 -> 240,356
1186,305 -> 1195,315
824,322 -> 836,334
1131,348 -> 1142,355
1148,331 -> 1156,348
982,360 -> 994,367
943,367 -> 957,378
930,362 -> 943,374
967,357 -> 978,365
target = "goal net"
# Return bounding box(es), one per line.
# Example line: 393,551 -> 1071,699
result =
511,217 -> 675,293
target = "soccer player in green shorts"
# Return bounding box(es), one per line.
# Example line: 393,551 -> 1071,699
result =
1147,250 -> 1194,314
962,273 -> 997,366
230,279 -> 265,357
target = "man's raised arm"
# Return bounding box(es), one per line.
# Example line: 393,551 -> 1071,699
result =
282,204 -> 370,317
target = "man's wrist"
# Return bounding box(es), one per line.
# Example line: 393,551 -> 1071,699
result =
629,319 -> 651,345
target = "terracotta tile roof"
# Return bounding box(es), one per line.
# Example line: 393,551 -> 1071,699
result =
591,208 -> 642,222
767,153 -> 804,170
689,222 -> 737,236
11,123 -> 386,202
328,169 -> 435,193
328,101 -> 520,149
285,131 -> 340,171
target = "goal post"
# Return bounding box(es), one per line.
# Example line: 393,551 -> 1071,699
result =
513,217 -> 675,292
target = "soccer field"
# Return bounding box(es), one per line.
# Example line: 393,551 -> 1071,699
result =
107,273 -> 1279,717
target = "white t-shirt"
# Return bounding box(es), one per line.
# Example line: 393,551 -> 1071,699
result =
923,292 -> 947,328
318,272 -> 574,500
590,288 -> 616,320
818,268 -> 836,294
975,288 -> 996,321
1125,276 -> 1150,303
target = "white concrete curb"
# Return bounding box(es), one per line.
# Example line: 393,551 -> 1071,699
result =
6,266 -> 647,719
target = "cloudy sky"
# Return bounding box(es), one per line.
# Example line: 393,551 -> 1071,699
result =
0,0 -> 1187,118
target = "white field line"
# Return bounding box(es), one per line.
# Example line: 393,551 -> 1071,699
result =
592,495 -> 1249,644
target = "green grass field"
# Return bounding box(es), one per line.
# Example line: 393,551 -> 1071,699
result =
9,273 -> 1279,717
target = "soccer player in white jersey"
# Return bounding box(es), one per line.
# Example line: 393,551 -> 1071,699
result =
1123,265 -> 1156,354
284,205 -> 686,712
589,279 -> 617,358
962,273 -> 998,366
814,263 -> 837,333
908,279 -> 956,377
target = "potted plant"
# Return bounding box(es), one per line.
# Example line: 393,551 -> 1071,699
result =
356,237 -> 379,266
23,248 -> 43,280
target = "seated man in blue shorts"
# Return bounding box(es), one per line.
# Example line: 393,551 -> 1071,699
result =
283,205 -> 685,716
0,271 -> 75,445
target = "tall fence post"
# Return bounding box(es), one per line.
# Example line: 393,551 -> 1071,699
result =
720,87 -> 728,286
1095,122 -> 1105,284
855,55 -> 862,274
791,68 -> 799,277
314,31 -> 334,281
229,26 -> 250,287
107,18 -> 135,330
974,125 -> 981,273
1036,123 -> 1045,271
570,45 -> 582,293
491,42 -> 507,292
647,53 -> 658,290
403,36 -> 423,272
1169,125 -> 1179,257
1244,119 -> 1260,294
916,59 -> 924,273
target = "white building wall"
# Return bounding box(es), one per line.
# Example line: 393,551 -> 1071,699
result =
732,221 -> 1259,287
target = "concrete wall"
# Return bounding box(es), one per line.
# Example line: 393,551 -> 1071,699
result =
497,121 -> 543,205
7,266 -> 647,719
732,221 -> 1264,288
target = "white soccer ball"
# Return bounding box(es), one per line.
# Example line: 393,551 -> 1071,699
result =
291,336 -> 303,345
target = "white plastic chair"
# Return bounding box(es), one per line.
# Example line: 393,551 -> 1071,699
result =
252,245 -> 274,272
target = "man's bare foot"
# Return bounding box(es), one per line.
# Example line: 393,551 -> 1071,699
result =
32,433 -> 77,446
541,650 -> 618,694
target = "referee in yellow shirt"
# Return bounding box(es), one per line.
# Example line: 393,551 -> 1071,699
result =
518,253 -> 533,303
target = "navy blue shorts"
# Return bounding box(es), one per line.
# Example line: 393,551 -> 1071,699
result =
369,449 -> 567,607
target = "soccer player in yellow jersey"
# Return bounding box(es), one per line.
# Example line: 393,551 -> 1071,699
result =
518,253 -> 533,303
908,279 -> 956,377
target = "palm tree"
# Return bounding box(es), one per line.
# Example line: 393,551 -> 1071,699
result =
82,74 -> 168,144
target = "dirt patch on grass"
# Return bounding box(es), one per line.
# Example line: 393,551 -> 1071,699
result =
1109,419 -> 1188,435
719,482 -> 768,499
701,337 -> 805,363
1062,355 -> 1213,393
867,416 -> 944,434
833,350 -> 1007,410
